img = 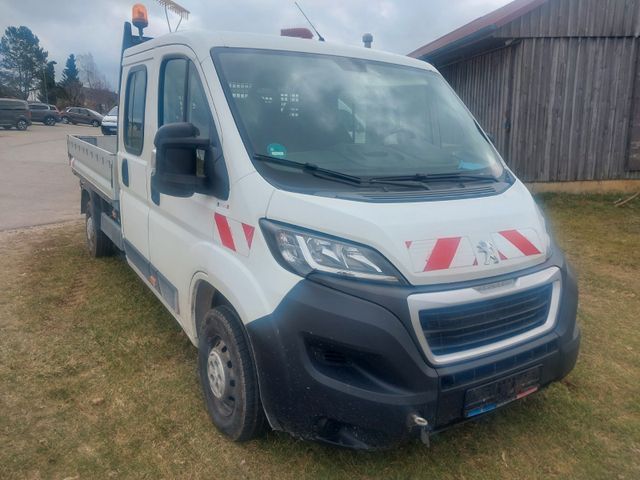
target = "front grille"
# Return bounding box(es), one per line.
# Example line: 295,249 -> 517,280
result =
420,284 -> 553,357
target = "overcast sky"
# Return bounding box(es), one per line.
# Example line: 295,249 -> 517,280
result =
0,0 -> 510,89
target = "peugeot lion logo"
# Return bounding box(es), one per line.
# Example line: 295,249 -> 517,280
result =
477,240 -> 500,265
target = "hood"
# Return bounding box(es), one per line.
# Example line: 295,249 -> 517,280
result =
266,181 -> 550,286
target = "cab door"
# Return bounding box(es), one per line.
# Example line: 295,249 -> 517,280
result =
119,63 -> 152,276
147,46 -> 224,322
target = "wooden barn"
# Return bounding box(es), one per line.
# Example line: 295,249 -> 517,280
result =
409,0 -> 640,184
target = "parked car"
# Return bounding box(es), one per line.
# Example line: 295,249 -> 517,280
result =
100,106 -> 118,135
68,19 -> 580,450
28,102 -> 60,126
0,98 -> 31,130
61,107 -> 103,126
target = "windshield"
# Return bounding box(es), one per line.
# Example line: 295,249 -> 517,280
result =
213,48 -> 504,183
107,106 -> 118,116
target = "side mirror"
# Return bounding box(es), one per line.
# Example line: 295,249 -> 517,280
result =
152,122 -> 211,198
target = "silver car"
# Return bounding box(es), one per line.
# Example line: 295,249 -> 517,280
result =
100,106 -> 118,135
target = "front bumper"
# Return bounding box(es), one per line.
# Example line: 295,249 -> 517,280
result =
246,248 -> 580,449
101,124 -> 117,134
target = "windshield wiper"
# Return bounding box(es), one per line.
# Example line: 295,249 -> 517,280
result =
370,173 -> 499,183
253,154 -> 364,185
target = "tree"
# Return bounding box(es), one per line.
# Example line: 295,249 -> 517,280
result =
0,26 -> 48,100
77,52 -> 109,90
37,60 -> 58,104
59,54 -> 84,106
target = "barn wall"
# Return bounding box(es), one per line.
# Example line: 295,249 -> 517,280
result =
440,36 -> 640,182
439,47 -> 515,156
496,0 -> 640,38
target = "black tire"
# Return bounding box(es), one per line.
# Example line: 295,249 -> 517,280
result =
91,120 -> 100,127
198,306 -> 266,442
16,119 -> 28,131
84,199 -> 112,258
44,116 -> 56,126
62,117 -> 69,124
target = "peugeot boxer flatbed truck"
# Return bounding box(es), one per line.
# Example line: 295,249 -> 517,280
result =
68,12 -> 580,449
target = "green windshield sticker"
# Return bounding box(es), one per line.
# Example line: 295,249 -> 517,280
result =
267,143 -> 287,157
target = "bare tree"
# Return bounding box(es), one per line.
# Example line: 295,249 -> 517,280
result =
77,53 -> 109,90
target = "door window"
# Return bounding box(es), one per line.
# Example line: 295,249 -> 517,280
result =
124,67 -> 147,155
160,58 -> 212,138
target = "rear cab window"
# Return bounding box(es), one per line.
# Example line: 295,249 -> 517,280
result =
124,66 -> 147,155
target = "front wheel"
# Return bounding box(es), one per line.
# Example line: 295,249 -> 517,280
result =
44,116 -> 56,126
61,117 -> 69,124
91,120 -> 100,127
16,119 -> 28,131
198,306 -> 266,442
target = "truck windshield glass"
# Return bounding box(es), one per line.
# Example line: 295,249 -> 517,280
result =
213,49 -> 504,182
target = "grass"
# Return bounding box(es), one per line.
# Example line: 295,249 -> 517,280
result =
0,193 -> 639,479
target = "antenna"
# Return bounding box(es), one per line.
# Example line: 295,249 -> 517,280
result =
153,0 -> 190,32
294,2 -> 325,41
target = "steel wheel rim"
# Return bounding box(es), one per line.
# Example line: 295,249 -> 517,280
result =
206,338 -> 236,417
86,214 -> 95,250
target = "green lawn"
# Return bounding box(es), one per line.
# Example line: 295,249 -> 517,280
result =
1,194 -> 638,479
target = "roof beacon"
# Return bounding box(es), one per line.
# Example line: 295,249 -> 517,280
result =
281,28 -> 314,39
132,4 -> 149,38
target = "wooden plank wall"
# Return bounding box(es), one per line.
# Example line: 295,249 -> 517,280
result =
439,0 -> 640,182
439,47 -> 514,156
496,0 -> 640,38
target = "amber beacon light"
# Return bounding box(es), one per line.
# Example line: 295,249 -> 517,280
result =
132,3 -> 149,36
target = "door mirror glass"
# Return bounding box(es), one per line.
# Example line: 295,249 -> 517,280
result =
152,122 -> 212,199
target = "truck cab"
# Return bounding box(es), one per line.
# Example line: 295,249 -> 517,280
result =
69,23 -> 579,449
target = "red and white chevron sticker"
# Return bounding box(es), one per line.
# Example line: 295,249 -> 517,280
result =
406,228 -> 543,273
213,213 -> 255,257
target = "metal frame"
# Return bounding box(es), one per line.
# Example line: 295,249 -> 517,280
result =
407,266 -> 562,366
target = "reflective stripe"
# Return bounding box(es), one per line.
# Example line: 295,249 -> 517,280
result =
214,213 -> 236,251
499,229 -> 542,256
424,237 -> 461,271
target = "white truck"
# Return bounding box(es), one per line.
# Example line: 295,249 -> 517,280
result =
68,17 -> 580,449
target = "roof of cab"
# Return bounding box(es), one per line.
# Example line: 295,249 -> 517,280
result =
123,29 -> 435,71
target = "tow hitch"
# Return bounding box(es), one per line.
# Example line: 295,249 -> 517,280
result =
409,413 -> 431,447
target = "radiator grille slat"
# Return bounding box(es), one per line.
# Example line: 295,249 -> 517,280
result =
420,284 -> 553,356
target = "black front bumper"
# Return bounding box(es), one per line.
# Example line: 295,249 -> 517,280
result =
246,249 -> 580,449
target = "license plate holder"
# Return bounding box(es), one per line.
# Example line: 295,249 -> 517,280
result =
464,366 -> 541,418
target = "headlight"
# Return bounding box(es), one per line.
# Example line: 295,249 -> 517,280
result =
260,219 -> 403,283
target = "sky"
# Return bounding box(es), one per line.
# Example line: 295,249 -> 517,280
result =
0,0 -> 511,90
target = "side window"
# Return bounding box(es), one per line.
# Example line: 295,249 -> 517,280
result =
124,67 -> 147,155
161,58 -> 187,124
187,62 -> 211,137
160,58 -> 212,139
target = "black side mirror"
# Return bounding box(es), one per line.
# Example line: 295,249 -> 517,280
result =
152,122 -> 211,199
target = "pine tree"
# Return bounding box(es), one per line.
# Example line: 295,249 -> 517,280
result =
59,54 -> 83,105
0,26 -> 48,100
37,60 -> 57,104
61,54 -> 80,85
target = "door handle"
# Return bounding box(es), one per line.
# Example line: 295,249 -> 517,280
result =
122,158 -> 129,187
